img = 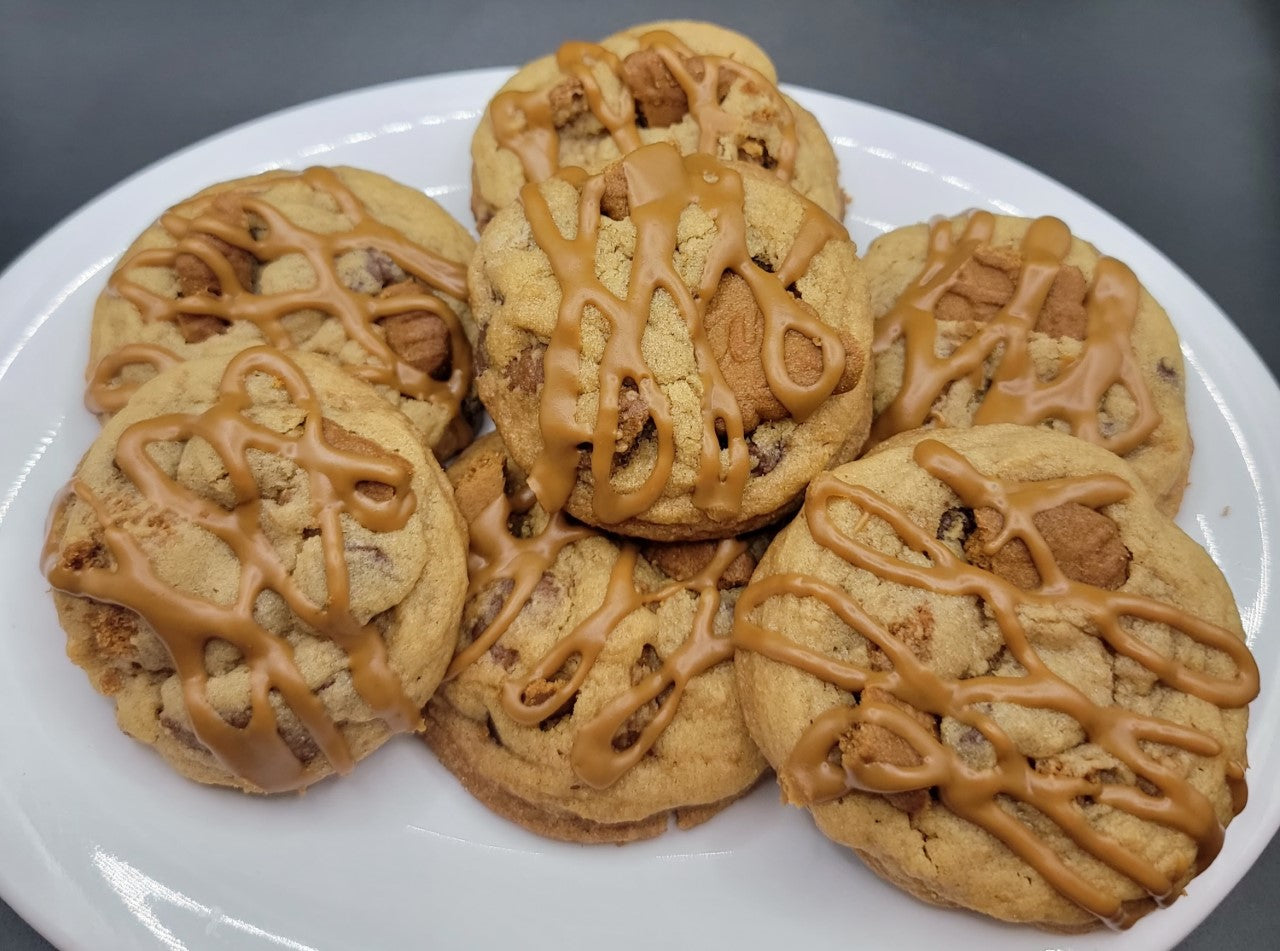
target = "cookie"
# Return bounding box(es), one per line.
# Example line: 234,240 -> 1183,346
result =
422,434 -> 767,842
733,424 -> 1257,931
470,20 -> 845,228
87,165 -> 479,460
471,142 -> 872,541
43,347 -> 468,793
865,211 -> 1191,514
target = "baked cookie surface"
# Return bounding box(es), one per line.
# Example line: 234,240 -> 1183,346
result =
733,425 -> 1256,931
471,19 -> 844,227
44,347 -> 468,793
471,142 -> 872,541
866,212 -> 1191,514
423,434 -> 767,842
88,165 -> 478,459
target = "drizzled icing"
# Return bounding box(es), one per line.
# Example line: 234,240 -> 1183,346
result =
871,212 -> 1159,453
490,30 -> 797,185
521,143 -> 850,523
733,438 -> 1258,928
88,166 -> 472,445
448,455 -> 747,789
45,347 -> 425,792
87,343 -> 182,405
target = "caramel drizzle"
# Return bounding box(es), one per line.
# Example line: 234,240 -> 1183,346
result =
85,344 -> 182,413
46,347 -> 424,792
733,439 -> 1259,928
88,166 -> 472,424
491,30 -> 798,185
871,212 -> 1160,454
523,143 -> 848,522
448,478 -> 746,789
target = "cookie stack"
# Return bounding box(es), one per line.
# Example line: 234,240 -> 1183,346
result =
44,167 -> 479,792
40,16 -> 1260,937
409,21 -> 874,840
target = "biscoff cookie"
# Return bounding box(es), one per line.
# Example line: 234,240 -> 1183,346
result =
733,424 -> 1257,931
88,165 -> 478,459
423,434 -> 767,842
470,19 -> 845,228
471,142 -> 872,541
866,211 -> 1191,514
43,347 -> 468,793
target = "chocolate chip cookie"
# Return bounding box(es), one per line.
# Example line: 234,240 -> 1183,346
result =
733,424 -> 1256,931
44,347 -> 469,793
423,434 -> 767,842
866,212 -> 1191,514
470,19 -> 845,228
88,165 -> 478,459
471,142 -> 872,541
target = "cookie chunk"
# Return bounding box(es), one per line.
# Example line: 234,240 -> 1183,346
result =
87,166 -> 479,459
423,435 -> 767,842
44,348 -> 468,793
733,425 -> 1257,931
471,142 -> 872,541
470,20 -> 845,228
865,212 -> 1191,513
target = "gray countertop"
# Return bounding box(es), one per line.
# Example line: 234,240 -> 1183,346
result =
2,0 -> 1277,947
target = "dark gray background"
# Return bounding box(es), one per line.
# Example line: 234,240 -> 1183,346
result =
1,0 -> 1276,947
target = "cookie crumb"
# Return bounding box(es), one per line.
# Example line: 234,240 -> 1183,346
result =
599,162 -> 630,220
614,380 -> 649,453
547,77 -> 588,127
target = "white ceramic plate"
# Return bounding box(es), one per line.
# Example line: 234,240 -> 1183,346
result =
0,68 -> 1275,951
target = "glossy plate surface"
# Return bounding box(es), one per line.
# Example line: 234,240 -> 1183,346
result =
0,68 -> 1275,950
